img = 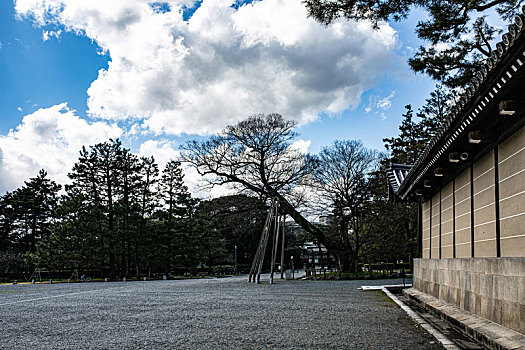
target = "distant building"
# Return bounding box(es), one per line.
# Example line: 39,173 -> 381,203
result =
388,16 -> 525,336
318,214 -> 334,226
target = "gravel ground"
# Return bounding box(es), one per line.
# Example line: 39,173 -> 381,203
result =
0,276 -> 443,349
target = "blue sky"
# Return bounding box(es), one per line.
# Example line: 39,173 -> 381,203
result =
0,0 -> 436,195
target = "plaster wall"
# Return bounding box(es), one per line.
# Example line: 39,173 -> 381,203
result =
454,168 -> 472,258
422,200 -> 431,259
419,126 -> 525,258
499,126 -> 525,256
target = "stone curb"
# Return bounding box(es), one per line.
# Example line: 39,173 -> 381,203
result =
361,285 -> 459,349
403,288 -> 525,350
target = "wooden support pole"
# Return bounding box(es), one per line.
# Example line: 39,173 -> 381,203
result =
280,215 -> 285,279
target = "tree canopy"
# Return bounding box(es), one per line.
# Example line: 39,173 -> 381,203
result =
305,0 -> 523,88
181,113 -> 325,245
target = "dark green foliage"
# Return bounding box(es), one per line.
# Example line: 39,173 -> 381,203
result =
383,105 -> 425,164
156,160 -> 195,274
383,85 -> 452,164
0,170 -> 61,255
305,0 -> 522,88
193,195 -> 268,266
21,140 -> 196,278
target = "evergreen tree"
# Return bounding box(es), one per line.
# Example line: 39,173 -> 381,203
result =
383,105 -> 426,165
134,156 -> 159,277
8,170 -> 61,255
158,160 -> 194,274
384,86 -> 452,164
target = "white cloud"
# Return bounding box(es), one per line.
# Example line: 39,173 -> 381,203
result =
42,29 -> 62,41
0,103 -> 122,192
290,139 -> 311,154
376,91 -> 395,110
434,42 -> 450,53
17,107 -> 22,112
16,0 -> 399,135
138,139 -> 180,169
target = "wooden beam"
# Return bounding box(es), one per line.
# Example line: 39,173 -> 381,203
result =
449,152 -> 460,163
499,100 -> 516,115
468,131 -> 483,144
434,168 -> 445,177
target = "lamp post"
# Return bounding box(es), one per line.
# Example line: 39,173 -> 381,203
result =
291,255 -> 294,280
234,245 -> 238,275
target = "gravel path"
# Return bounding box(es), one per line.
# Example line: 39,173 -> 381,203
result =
0,276 -> 443,349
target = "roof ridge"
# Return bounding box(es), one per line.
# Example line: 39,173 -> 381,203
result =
399,8 -> 525,194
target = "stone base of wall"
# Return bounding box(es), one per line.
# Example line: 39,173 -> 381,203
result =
413,258 -> 525,334
404,288 -> 525,350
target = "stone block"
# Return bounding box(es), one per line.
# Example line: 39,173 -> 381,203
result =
460,289 -> 466,310
456,288 -> 462,308
443,269 -> 450,286
504,258 -> 525,277
465,271 -> 472,292
502,300 -> 521,332
473,258 -> 484,273
466,291 -> 476,314
423,281 -> 429,295
480,273 -> 493,297
448,270 -> 455,288
430,259 -> 437,270
459,259 -> 468,271
449,258 -> 457,271
493,299 -> 502,324
519,303 -> 525,334
480,295 -> 490,320
484,258 -> 497,275
433,269 -> 439,283
495,258 -> 506,276
440,258 -> 448,270
503,276 -> 519,302
518,277 -> 525,304
493,275 -> 502,300
440,285 -> 448,301
475,293 -> 482,316
433,283 -> 440,299
472,273 -> 480,295
448,286 -> 456,305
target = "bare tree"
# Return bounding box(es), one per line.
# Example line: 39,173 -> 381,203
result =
311,140 -> 382,272
181,113 -> 328,246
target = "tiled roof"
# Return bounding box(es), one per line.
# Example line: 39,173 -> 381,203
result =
386,163 -> 412,194
397,8 -> 525,199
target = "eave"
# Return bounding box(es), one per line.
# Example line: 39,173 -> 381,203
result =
398,12 -> 525,201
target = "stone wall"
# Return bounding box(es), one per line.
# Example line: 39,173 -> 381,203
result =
413,257 -> 525,334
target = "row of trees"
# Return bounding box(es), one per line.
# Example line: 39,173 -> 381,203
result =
183,101 -> 448,273
0,140 -> 269,280
1,85 -> 450,279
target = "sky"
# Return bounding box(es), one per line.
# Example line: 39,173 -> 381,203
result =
0,0 -> 437,197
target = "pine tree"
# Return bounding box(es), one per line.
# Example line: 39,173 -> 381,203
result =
305,0 -> 519,88
384,86 -> 452,164
8,170 -> 61,255
383,105 -> 425,165
158,160 -> 194,274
